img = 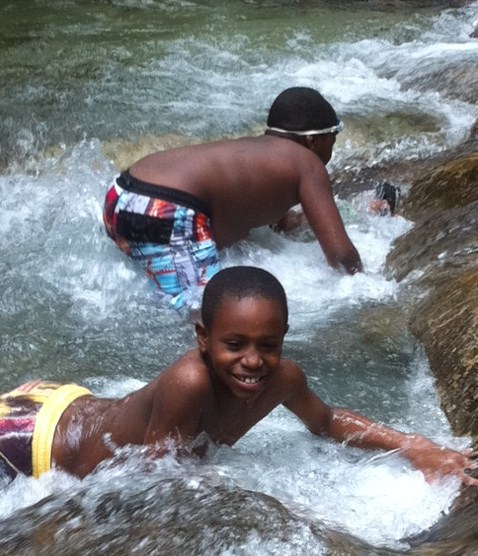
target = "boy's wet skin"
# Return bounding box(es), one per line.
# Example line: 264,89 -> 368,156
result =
194,295 -> 291,444
3,267 -> 478,485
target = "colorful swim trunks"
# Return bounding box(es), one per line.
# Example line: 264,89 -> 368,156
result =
0,381 -> 91,481
103,170 -> 221,310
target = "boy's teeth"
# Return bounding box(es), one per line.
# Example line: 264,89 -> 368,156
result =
239,376 -> 260,384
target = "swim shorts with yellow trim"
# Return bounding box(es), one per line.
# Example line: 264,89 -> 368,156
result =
0,381 -> 91,480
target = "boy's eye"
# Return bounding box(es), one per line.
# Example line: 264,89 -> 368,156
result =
261,342 -> 281,352
225,340 -> 243,350
222,339 -> 281,352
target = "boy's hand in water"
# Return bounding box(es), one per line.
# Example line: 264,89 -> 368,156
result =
271,208 -> 307,234
401,436 -> 478,486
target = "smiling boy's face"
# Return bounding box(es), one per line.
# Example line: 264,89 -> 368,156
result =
196,295 -> 288,401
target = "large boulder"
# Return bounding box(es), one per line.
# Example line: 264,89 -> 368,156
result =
409,268 -> 478,440
385,152 -> 478,441
400,153 -> 478,221
385,199 -> 478,287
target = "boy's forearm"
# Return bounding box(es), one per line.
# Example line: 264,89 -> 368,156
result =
324,408 -> 478,485
325,408 -> 423,451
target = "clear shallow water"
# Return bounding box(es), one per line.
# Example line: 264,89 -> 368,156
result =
1,0 -> 478,553
2,0 -> 478,167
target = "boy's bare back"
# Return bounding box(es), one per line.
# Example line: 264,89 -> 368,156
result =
102,88 -> 363,309
131,136 -> 333,245
129,135 -> 360,272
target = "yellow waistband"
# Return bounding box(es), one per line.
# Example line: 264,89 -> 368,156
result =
32,384 -> 92,478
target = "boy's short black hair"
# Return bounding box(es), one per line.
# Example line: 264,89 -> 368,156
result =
201,266 -> 288,329
267,87 -> 339,132
374,182 -> 400,215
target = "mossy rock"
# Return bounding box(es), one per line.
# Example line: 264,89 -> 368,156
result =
385,200 -> 478,286
402,153 -> 478,221
409,267 -> 478,441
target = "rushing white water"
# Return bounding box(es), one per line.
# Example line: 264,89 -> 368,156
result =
1,1 -> 477,552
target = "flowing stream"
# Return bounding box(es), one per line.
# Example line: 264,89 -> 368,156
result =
1,1 -> 478,554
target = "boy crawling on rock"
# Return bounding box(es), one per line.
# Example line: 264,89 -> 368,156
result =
1,266 -> 477,485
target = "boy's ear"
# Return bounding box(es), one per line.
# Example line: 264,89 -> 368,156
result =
305,135 -> 315,149
195,321 -> 208,353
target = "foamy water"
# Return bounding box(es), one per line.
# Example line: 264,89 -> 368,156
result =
1,1 -> 478,552
0,139 -> 412,348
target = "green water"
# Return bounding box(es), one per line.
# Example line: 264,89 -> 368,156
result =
0,0 -> 455,168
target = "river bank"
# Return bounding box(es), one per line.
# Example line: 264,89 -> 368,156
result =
331,30 -> 478,442
387,138 -> 478,554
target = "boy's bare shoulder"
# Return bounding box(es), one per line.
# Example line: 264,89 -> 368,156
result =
268,133 -> 319,155
278,358 -> 308,391
155,348 -> 213,396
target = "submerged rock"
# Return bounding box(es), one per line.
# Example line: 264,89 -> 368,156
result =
332,137 -> 478,201
400,61 -> 478,105
0,474 -> 389,556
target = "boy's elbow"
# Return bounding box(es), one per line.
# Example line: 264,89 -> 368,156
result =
307,405 -> 334,437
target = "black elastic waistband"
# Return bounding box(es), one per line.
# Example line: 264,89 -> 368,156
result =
116,170 -> 211,219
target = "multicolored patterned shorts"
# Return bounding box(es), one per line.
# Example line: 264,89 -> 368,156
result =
103,171 -> 221,310
0,381 -> 91,481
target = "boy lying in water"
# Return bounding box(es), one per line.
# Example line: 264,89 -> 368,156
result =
1,266 -> 477,484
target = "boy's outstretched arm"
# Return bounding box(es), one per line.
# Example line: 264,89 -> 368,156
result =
283,363 -> 478,486
321,407 -> 478,486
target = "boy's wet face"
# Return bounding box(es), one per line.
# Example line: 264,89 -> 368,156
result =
198,295 -> 288,401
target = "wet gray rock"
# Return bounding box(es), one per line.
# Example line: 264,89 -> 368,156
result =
400,61 -> 478,105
